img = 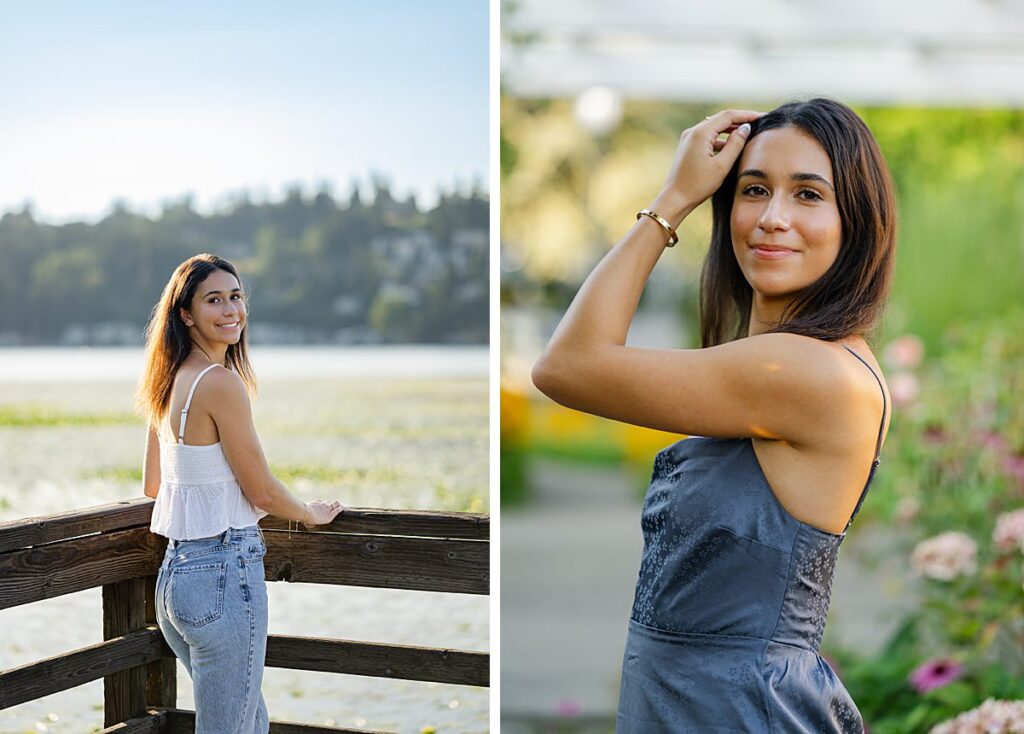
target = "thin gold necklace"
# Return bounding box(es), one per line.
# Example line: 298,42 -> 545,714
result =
190,345 -> 225,367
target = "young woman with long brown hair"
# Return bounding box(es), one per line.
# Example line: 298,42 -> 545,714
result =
136,253 -> 343,732
533,98 -> 897,731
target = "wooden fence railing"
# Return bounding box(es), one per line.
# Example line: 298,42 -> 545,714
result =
0,497 -> 489,733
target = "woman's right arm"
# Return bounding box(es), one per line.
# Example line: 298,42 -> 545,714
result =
206,370 -> 341,526
530,110 -> 861,443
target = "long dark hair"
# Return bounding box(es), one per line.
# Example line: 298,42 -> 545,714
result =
134,253 -> 257,427
699,97 -> 898,347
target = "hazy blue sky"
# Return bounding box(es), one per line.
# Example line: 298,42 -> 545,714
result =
0,1 -> 488,222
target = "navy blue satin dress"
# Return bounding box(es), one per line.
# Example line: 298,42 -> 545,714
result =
617,345 -> 886,733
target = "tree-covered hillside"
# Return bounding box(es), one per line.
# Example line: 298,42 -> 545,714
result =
0,181 -> 489,345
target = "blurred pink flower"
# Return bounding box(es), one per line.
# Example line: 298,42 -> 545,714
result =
930,698 -> 1024,733
883,335 -> 925,370
923,425 -> 948,445
909,658 -> 964,694
890,371 -> 920,408
556,698 -> 582,718
1002,455 -> 1024,485
975,430 -> 1010,452
994,509 -> 1024,552
911,532 -> 977,581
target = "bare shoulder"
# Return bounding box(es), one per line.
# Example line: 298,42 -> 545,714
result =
794,336 -> 889,450
739,332 -> 863,386
200,364 -> 246,391
723,333 -> 888,450
713,332 -> 880,438
195,366 -> 251,412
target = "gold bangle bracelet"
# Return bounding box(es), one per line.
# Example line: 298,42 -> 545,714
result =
636,209 -> 678,247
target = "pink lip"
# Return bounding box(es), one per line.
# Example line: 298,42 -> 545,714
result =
750,245 -> 797,259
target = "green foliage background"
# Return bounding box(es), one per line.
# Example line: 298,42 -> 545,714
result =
500,101 -> 1024,357
500,97 -> 1024,729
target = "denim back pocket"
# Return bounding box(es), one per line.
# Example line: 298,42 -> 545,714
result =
170,561 -> 227,627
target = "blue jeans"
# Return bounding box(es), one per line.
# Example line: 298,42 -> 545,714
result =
155,525 -> 270,734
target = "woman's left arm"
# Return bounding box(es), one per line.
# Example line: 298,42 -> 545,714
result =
143,424 -> 161,498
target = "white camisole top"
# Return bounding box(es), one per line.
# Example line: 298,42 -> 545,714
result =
149,363 -> 269,540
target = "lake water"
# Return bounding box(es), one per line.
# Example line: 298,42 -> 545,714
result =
0,355 -> 489,733
0,345 -> 488,381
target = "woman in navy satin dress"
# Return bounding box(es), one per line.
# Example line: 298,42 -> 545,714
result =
532,98 -> 896,732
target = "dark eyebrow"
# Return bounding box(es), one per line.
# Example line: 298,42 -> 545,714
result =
738,169 -> 834,191
203,288 -> 242,298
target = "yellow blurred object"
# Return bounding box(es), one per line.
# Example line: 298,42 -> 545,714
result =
620,423 -> 683,463
524,395 -> 684,464
500,382 -> 529,442
501,369 -> 685,464
542,404 -> 598,436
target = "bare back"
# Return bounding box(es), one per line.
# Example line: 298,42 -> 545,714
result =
157,359 -> 225,447
752,337 -> 891,535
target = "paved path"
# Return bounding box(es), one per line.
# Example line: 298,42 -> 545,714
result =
501,457 -> 920,727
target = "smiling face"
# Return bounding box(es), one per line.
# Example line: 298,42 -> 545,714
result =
179,268 -> 247,346
730,126 -> 842,302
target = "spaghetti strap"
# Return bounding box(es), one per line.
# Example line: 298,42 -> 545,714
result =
840,344 -> 888,530
177,364 -> 221,445
841,345 -> 887,463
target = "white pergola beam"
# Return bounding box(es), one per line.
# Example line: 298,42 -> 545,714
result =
502,1 -> 1024,106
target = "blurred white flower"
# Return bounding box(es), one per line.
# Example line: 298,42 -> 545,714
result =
889,370 -> 920,408
883,334 -> 925,370
930,697 -> 1024,733
994,509 -> 1024,552
896,496 -> 922,525
911,531 -> 977,581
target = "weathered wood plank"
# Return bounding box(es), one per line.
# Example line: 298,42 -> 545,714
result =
0,500 -> 488,555
0,498 -> 153,554
1,524 -> 487,610
96,709 -> 166,733
261,507 -> 489,540
265,634 -> 488,687
158,707 -> 393,733
263,532 -> 488,594
0,527 -> 163,610
0,628 -> 167,709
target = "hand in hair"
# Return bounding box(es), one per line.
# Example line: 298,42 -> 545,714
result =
652,109 -> 765,227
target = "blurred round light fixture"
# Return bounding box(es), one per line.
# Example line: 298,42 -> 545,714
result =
574,85 -> 623,136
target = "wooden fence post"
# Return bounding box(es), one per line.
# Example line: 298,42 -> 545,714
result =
144,574 -> 177,710
102,577 -> 147,726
